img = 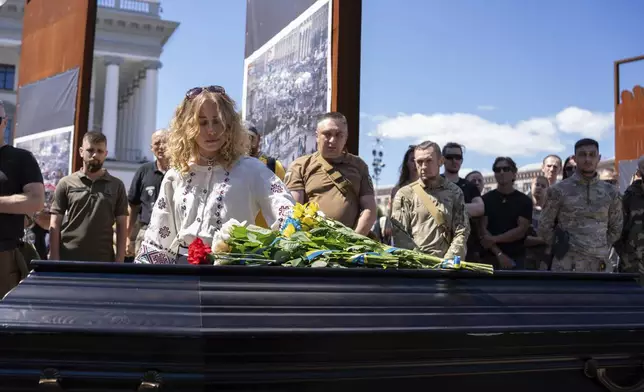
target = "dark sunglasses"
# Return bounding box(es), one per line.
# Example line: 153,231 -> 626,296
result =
444,154 -> 463,161
493,166 -> 512,173
185,85 -> 226,100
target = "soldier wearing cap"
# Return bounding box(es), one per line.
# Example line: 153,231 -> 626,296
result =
538,138 -> 623,272
284,112 -> 377,235
390,140 -> 469,259
247,125 -> 286,228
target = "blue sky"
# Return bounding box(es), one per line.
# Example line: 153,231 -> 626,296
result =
156,0 -> 644,186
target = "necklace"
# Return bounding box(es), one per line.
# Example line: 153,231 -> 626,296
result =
198,152 -> 216,166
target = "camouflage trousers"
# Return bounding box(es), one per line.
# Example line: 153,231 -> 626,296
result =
551,251 -> 607,272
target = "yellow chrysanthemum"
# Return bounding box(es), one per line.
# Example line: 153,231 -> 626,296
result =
292,204 -> 306,219
304,202 -> 319,218
283,223 -> 296,238
301,216 -> 317,230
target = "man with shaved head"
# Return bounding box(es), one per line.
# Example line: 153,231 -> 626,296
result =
616,155 -> 644,274
126,129 -> 169,259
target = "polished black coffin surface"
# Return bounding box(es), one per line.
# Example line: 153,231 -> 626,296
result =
0,261 -> 643,391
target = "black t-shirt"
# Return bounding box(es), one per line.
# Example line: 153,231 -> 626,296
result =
128,161 -> 165,225
444,176 -> 482,254
482,189 -> 533,262
0,145 -> 44,250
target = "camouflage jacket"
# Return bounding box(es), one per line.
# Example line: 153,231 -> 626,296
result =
537,172 -> 623,259
390,178 -> 470,259
616,180 -> 644,273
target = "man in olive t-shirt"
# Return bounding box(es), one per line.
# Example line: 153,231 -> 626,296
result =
49,132 -> 128,262
284,112 -> 377,235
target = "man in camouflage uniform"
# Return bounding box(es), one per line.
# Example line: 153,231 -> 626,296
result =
538,138 -> 623,272
391,141 -> 469,259
615,155 -> 644,274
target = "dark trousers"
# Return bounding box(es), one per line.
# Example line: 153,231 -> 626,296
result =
0,248 -> 29,299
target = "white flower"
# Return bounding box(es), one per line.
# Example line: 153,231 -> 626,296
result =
212,219 -> 247,245
317,210 -> 326,218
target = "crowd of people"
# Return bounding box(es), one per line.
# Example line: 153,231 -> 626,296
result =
0,82 -> 642,298
245,42 -> 328,167
375,139 -> 641,273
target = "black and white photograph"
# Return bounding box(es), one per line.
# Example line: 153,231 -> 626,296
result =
15,127 -> 73,208
243,0 -> 332,168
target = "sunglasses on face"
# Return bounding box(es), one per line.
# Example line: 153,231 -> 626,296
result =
493,166 -> 512,173
185,85 -> 226,100
444,154 -> 463,161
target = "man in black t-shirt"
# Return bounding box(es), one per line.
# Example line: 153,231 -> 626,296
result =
0,101 -> 45,296
442,142 -> 485,261
481,157 -> 533,269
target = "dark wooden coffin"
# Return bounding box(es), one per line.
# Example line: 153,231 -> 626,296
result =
0,261 -> 643,391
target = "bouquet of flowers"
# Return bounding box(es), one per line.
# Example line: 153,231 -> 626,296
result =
187,202 -> 493,273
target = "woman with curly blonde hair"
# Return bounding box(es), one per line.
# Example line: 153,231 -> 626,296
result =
135,86 -> 294,264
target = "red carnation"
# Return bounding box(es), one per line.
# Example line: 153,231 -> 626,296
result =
187,238 -> 211,265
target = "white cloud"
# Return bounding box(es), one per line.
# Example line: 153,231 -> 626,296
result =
555,107 -> 613,139
374,107 -> 614,157
477,105 -> 497,111
458,167 -> 493,177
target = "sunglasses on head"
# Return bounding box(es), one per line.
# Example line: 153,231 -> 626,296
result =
185,85 -> 226,100
493,166 -> 512,173
444,154 -> 463,161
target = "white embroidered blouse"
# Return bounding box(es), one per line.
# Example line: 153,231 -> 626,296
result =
135,156 -> 295,264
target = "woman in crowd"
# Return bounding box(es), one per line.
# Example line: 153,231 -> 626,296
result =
465,170 -> 485,194
390,145 -> 418,200
524,175 -> 549,270
562,155 -> 576,180
135,86 -> 295,264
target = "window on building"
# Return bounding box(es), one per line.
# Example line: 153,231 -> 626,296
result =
0,65 -> 16,90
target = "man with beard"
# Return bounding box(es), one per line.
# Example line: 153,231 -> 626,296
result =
126,130 -> 169,260
441,142 -> 484,260
247,125 -> 286,229
49,132 -> 128,262
538,138 -> 623,272
391,141 -> 469,258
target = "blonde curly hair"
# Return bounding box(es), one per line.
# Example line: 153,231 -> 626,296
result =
168,89 -> 248,174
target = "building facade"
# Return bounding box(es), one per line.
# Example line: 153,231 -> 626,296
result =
0,0 -> 178,186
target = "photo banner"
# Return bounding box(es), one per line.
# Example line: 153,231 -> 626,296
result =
242,0 -> 333,168
14,68 -> 78,207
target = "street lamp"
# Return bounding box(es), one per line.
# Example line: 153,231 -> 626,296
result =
371,137 -> 385,191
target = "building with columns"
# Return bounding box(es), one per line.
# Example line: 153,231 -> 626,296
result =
0,0 -> 178,185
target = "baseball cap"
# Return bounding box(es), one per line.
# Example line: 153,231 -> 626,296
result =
0,101 -> 5,118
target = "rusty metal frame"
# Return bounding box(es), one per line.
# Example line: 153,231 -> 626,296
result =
614,54 -> 644,108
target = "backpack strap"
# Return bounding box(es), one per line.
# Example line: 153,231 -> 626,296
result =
317,153 -> 358,203
411,180 -> 451,242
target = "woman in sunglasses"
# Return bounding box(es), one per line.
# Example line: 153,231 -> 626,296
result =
134,86 -> 295,264
562,155 -> 576,180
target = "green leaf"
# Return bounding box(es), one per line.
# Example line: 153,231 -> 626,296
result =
274,250 -> 292,263
231,226 -> 248,239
